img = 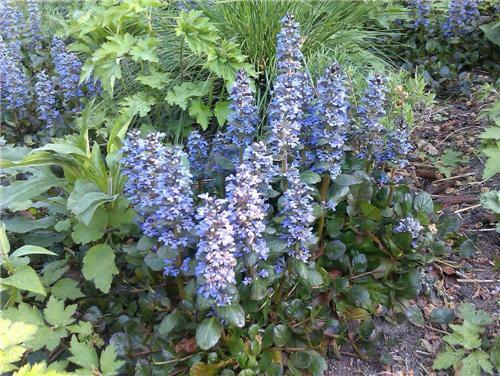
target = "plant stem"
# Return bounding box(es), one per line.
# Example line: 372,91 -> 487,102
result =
386,167 -> 396,205
317,175 -> 331,254
179,36 -> 185,82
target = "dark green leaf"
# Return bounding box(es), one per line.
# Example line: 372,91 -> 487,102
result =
195,317 -> 222,350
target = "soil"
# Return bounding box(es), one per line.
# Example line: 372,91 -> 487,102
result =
326,87 -> 500,375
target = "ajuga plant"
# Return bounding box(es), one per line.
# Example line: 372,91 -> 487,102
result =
0,0 -> 99,144
1,11 -> 460,376
393,0 -> 499,94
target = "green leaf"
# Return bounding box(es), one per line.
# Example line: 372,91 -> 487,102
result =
479,20 -> 500,47
459,239 -> 475,258
481,146 -> 500,179
346,285 -> 371,309
51,278 -> 84,301
175,10 -> 219,55
0,318 -> 37,374
136,66 -> 170,90
444,323 -> 482,350
300,171 -> 321,184
481,191 -> 500,214
290,352 -> 311,369
10,245 -> 57,259
100,345 -> 125,376
130,37 -> 159,63
189,362 -> 218,376
67,180 -> 115,226
214,101 -> 231,126
273,324 -> 291,347
405,305 -> 425,325
195,317 -> 222,350
456,303 -> 493,326
479,125 -> 500,140
490,337 -> 500,370
324,240 -> 346,261
1,265 -> 46,296
189,99 -> 212,130
462,351 -> 494,376
120,92 -> 156,118
413,191 -> 433,215
71,209 -> 108,244
0,223 -> 10,256
3,217 -> 56,234
165,81 -> 212,110
216,304 -> 245,328
29,326 -> 66,352
93,33 -> 136,61
44,296 -> 77,327
82,244 -> 119,293
159,310 -> 181,335
68,335 -> 99,370
0,175 -> 65,211
429,307 -> 455,325
432,349 -> 465,370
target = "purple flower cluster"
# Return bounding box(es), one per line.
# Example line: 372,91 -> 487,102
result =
382,122 -> 413,168
268,14 -> 309,159
164,257 -> 191,278
226,70 -> 259,150
51,37 -> 83,106
121,130 -> 195,250
195,193 -> 237,306
27,0 -> 42,43
226,143 -> 271,260
279,168 -> 315,262
186,130 -> 209,178
395,217 -> 423,239
355,74 -> 389,163
34,71 -> 60,128
312,63 -> 349,179
0,39 -> 30,110
409,0 -> 431,28
0,0 -> 23,40
442,0 -> 480,37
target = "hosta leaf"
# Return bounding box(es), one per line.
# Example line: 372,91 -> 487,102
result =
68,336 -> 99,370
195,317 -> 222,350
44,296 -> 77,327
82,244 -> 119,293
1,265 -> 46,296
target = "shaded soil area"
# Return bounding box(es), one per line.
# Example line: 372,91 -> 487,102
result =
327,92 -> 499,375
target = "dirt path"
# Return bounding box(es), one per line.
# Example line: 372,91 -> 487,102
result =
327,93 -> 500,376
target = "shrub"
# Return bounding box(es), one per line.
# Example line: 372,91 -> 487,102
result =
390,0 -> 499,94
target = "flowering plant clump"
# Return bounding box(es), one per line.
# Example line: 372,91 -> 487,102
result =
0,8 -> 465,376
394,0 -> 498,93
108,13 -> 455,374
0,0 -> 99,143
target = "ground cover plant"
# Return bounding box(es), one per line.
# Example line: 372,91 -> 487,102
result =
1,1 -> 499,375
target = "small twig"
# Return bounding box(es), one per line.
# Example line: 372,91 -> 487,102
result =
453,204 -> 481,214
457,279 -> 500,283
434,172 -> 475,183
463,228 -> 497,232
